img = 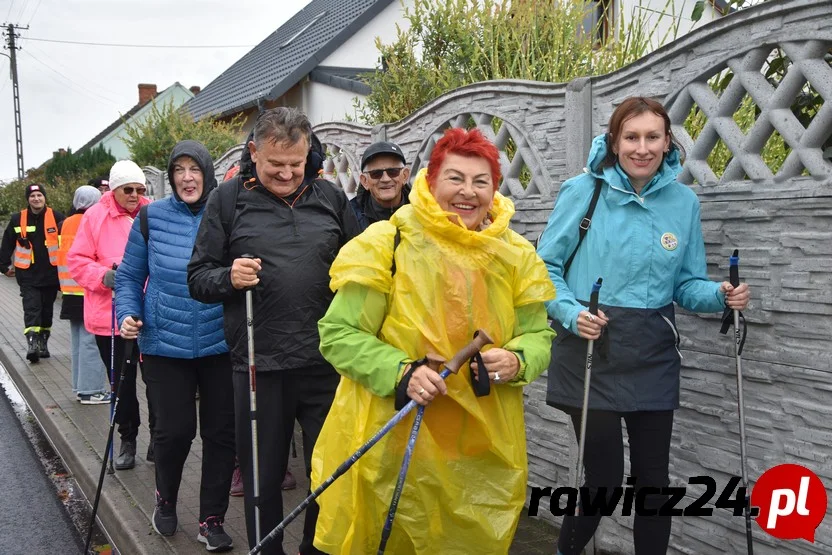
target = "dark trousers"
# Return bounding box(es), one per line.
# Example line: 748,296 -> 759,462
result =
95,335 -> 153,443
142,353 -> 236,522
20,284 -> 58,333
558,410 -> 674,555
233,367 -> 339,555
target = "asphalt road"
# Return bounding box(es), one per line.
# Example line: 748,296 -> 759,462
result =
0,363 -> 82,555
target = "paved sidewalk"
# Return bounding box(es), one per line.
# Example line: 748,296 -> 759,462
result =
0,276 -> 559,554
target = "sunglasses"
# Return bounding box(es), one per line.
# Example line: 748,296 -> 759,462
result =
121,186 -> 147,195
364,167 -> 404,180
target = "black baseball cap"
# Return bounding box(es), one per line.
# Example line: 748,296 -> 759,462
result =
361,141 -> 406,170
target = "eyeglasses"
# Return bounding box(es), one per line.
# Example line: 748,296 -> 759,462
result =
120,186 -> 147,195
364,167 -> 404,180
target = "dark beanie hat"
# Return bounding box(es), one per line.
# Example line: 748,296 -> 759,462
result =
25,183 -> 47,201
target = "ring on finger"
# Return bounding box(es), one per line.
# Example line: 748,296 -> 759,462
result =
494,372 -> 501,382
418,387 -> 426,396
585,314 -> 594,322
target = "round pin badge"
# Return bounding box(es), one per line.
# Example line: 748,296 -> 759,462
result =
661,232 -> 678,251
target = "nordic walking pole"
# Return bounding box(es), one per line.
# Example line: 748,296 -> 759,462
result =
575,277 -> 603,491
725,250 -> 754,554
249,331 -> 494,555
84,327 -> 139,554
378,401 -> 428,554
241,253 -> 262,544
107,275 -> 117,475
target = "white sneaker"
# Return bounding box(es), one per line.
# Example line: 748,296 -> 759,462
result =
79,392 -> 112,405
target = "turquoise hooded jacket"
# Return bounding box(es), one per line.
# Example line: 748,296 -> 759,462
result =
538,134 -> 725,334
538,134 -> 726,411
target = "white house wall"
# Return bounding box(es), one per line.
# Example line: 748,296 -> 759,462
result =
318,0 -> 413,68
618,0 -> 719,47
305,81 -> 363,125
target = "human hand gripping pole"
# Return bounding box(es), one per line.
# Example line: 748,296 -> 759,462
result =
722,250 -> 754,555
575,278 -> 602,491
248,330 -> 495,555
241,253 -> 262,544
84,320 -> 139,555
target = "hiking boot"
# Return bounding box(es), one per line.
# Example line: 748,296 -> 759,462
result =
282,470 -> 297,490
79,392 -> 112,405
115,439 -> 136,470
25,332 -> 40,363
152,490 -> 177,536
38,330 -> 51,358
229,466 -> 243,497
197,516 -> 233,552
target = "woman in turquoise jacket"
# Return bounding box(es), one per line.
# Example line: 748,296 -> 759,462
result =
116,140 -> 235,552
537,97 -> 749,555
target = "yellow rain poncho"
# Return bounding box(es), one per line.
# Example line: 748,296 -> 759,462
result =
312,168 -> 556,554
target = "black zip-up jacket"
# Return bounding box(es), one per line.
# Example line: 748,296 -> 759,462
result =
187,173 -> 361,373
0,208 -> 65,287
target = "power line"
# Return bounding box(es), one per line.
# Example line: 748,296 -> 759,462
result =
23,36 -> 256,49
25,0 -> 42,25
20,49 -> 122,107
14,0 -> 28,23
5,0 -> 16,21
24,40 -> 125,101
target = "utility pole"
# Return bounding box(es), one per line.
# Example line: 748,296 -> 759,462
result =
3,23 -> 28,180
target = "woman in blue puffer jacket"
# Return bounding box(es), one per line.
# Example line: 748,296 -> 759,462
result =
115,140 -> 235,552
537,97 -> 749,555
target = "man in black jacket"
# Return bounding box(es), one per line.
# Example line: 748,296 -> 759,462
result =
0,184 -> 65,362
188,107 -> 360,555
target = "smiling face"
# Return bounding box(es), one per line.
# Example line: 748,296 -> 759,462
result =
172,155 -> 204,205
359,154 -> 410,208
612,112 -> 671,192
249,137 -> 309,197
27,191 -> 46,212
429,153 -> 495,230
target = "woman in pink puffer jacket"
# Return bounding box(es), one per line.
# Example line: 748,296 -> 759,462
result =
67,160 -> 152,471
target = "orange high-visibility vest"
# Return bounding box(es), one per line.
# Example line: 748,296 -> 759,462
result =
57,213 -> 84,295
14,208 -> 59,270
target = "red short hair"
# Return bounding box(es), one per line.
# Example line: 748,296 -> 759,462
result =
427,128 -> 501,190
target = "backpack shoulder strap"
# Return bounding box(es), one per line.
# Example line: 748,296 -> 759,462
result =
219,179 -> 241,236
139,205 -> 149,243
562,177 -> 603,276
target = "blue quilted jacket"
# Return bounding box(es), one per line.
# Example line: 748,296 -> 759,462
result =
116,190 -> 227,359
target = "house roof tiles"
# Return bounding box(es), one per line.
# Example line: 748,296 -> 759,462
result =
184,0 -> 394,120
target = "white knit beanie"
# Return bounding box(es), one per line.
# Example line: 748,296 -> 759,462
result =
108,160 -> 146,190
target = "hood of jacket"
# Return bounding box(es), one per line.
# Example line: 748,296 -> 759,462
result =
585,133 -> 683,197
168,140 -> 218,214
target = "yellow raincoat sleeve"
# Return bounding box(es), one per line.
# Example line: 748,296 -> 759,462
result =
318,282 -> 409,397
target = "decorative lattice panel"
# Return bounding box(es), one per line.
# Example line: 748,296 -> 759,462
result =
669,40 -> 832,185
411,112 -> 551,200
320,142 -> 359,195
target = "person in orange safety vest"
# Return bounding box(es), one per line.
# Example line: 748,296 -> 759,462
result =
0,183 -> 65,362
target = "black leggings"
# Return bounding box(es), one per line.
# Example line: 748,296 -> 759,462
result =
558,409 -> 674,555
142,354 -> 236,522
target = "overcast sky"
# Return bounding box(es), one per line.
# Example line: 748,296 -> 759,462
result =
0,0 -> 311,182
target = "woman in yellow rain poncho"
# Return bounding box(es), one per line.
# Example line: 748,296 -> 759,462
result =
311,128 -> 556,554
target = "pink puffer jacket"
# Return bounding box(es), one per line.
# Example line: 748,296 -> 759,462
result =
66,192 -> 151,336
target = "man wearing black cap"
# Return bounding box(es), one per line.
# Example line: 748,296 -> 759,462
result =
350,141 -> 411,230
0,183 -> 65,362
